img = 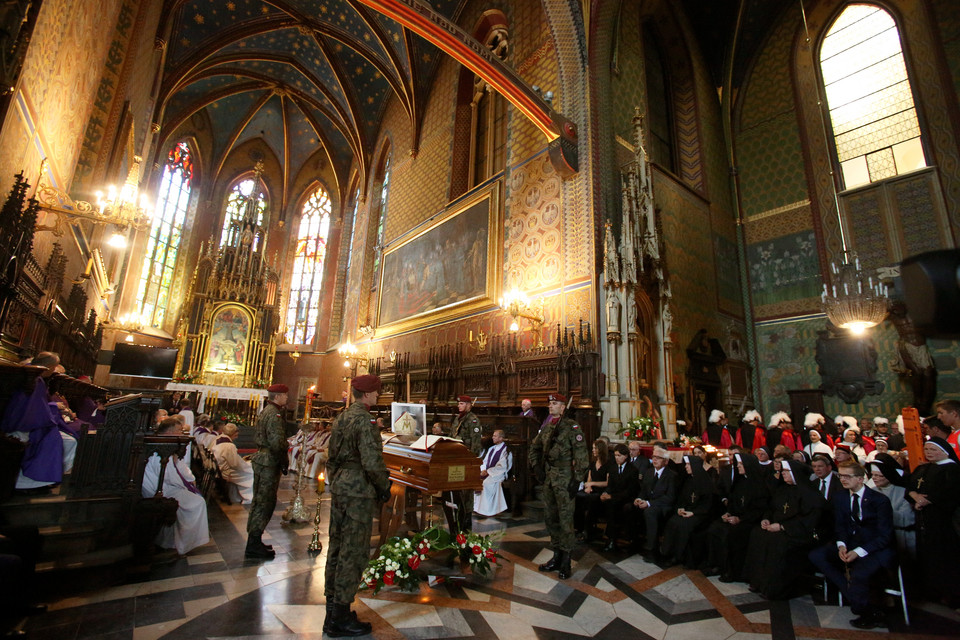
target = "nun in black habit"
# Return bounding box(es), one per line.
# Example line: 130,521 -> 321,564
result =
704,452 -> 771,581
659,455 -> 717,568
905,437 -> 960,605
742,459 -> 822,599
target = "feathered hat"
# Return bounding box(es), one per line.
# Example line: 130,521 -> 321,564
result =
804,412 -> 825,427
709,409 -> 725,423
743,409 -> 762,423
768,411 -> 790,427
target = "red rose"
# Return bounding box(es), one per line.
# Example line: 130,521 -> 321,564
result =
485,549 -> 496,560
366,578 -> 378,588
407,555 -> 421,570
383,570 -> 395,585
472,545 -> 482,555
456,533 -> 467,545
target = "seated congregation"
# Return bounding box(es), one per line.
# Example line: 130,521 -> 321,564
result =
571,403 -> 960,630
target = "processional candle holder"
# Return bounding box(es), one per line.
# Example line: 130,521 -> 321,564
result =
307,472 -> 325,554
282,431 -> 311,523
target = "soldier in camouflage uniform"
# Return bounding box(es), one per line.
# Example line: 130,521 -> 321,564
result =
449,394 -> 483,529
245,383 -> 289,558
528,392 -> 589,579
323,374 -> 391,637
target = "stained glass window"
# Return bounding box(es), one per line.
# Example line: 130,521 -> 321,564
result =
220,178 -> 266,248
285,186 -> 332,345
820,4 -> 926,189
370,152 -> 391,279
135,142 -> 193,328
345,187 -> 360,284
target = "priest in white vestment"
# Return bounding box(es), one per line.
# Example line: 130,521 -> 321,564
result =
475,429 -> 511,517
141,417 -> 210,555
212,423 -> 254,502
288,419 -> 331,479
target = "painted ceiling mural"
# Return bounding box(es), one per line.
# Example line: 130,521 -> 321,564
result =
157,0 -> 465,203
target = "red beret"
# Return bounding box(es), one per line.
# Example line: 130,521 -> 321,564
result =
457,395 -> 473,403
351,374 -> 382,393
549,392 -> 567,403
267,383 -> 289,393
834,444 -> 852,453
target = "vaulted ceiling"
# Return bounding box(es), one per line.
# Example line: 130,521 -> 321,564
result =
157,0 -> 468,204
154,0 -> 791,207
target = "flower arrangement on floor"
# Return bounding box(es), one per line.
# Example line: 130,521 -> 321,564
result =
617,415 -> 663,441
453,530 -> 502,576
360,526 -> 503,595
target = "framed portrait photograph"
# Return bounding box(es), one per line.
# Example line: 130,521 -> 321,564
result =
390,402 -> 427,437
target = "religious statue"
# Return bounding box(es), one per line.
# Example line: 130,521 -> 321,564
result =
888,300 -> 937,415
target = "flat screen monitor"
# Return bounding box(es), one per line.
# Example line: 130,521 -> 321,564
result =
109,343 -> 179,379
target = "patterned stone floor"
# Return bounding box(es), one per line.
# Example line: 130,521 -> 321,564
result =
24,477 -> 960,639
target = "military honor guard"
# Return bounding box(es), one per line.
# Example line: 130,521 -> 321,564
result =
245,383 -> 289,559
528,392 -> 589,579
450,394 -> 483,529
323,374 -> 391,637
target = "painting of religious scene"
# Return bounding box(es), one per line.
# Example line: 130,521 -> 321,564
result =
378,194 -> 491,327
205,305 -> 251,374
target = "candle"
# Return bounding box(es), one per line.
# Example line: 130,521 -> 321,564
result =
317,472 -> 325,494
843,283 -> 849,295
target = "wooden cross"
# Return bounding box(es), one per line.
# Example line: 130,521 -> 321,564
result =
782,502 -> 790,514
690,492 -> 697,502
916,477 -> 924,488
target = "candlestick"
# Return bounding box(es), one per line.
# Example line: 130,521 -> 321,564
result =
307,471 -> 325,554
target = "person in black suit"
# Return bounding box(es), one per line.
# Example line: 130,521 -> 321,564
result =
623,444 -> 677,558
600,444 -> 640,551
626,440 -> 652,476
809,461 -> 895,630
811,453 -> 840,540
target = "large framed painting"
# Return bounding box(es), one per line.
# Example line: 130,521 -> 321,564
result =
204,304 -> 252,375
376,181 -> 502,334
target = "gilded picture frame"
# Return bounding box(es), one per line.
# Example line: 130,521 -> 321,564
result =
376,180 -> 502,336
204,304 -> 253,375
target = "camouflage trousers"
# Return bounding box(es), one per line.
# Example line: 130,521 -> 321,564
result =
542,476 -> 576,552
246,462 -> 281,537
325,495 -> 376,604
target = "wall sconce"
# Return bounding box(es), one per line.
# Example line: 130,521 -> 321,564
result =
338,339 -> 366,379
290,348 -> 301,364
499,288 -> 544,347
34,157 -> 153,246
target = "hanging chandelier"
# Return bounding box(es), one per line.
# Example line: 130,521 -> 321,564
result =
821,255 -> 888,334
797,0 -> 889,334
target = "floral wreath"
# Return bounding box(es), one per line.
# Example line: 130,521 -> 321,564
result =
360,526 -> 503,595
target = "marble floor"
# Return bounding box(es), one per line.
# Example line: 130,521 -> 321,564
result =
23,478 -> 960,639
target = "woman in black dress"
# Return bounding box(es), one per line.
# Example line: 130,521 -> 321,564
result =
704,452 -> 770,581
660,455 -> 717,568
574,438 -> 614,541
905,437 -> 960,605
743,459 -> 821,599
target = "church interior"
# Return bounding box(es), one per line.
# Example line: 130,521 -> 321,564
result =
1,0 -> 959,637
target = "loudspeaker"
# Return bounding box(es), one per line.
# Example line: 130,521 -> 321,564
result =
900,249 -> 960,338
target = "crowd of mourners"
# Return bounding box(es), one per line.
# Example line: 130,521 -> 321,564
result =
572,401 -> 960,630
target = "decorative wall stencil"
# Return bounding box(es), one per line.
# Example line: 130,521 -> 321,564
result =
747,231 -> 821,308
713,234 -> 742,314
503,152 -> 564,291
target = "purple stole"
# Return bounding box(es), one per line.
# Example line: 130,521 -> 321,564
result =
484,443 -> 506,469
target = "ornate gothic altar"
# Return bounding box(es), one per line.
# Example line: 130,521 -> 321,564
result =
173,166 -> 280,388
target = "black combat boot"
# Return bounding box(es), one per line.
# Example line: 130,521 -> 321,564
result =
557,552 -> 572,580
539,549 -> 561,572
244,535 -> 276,558
325,602 -> 372,637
